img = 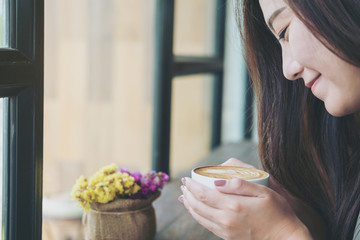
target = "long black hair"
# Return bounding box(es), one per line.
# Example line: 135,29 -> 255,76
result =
238,0 -> 360,239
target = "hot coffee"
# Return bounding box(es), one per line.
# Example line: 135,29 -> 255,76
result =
191,165 -> 269,187
194,166 -> 268,180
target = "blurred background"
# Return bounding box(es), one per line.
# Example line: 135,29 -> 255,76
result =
40,0 -> 250,239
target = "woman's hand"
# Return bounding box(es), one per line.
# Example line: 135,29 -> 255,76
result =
179,177 -> 313,240
220,158 -> 327,239
268,177 -> 328,240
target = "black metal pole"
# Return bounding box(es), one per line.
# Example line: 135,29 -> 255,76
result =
211,0 -> 226,149
151,0 -> 175,175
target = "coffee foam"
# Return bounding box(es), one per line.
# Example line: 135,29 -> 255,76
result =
194,166 -> 268,180
192,165 -> 269,187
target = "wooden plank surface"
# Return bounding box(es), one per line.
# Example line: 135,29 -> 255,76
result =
154,141 -> 259,240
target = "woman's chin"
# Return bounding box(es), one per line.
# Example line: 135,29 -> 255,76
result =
324,102 -> 358,117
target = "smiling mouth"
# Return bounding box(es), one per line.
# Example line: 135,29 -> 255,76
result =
305,74 -> 321,88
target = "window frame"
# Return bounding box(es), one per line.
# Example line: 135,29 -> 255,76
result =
1,0 -> 44,239
152,0 -> 226,177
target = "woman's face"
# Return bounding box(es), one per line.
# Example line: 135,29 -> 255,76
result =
259,0 -> 360,116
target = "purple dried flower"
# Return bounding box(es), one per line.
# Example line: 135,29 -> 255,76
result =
131,171 -> 142,182
118,168 -> 169,199
141,188 -> 150,196
119,168 -> 130,175
161,172 -> 169,181
149,184 -> 157,192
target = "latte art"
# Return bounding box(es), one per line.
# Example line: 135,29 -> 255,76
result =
194,166 -> 268,180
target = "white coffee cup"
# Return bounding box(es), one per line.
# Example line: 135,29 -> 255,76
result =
191,165 -> 269,188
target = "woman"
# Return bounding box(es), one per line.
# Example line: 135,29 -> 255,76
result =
178,0 -> 360,239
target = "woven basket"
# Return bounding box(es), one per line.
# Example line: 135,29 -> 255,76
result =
82,191 -> 160,240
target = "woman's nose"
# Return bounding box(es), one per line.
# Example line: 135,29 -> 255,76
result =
282,49 -> 304,81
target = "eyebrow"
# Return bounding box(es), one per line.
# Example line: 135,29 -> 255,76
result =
267,7 -> 286,32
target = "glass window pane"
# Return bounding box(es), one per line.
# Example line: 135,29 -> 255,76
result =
174,0 -> 217,56
43,1 -> 155,239
0,0 -> 8,47
171,75 -> 213,176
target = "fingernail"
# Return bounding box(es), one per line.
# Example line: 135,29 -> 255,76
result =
181,177 -> 186,185
178,195 -> 184,204
214,180 -> 227,187
181,185 -> 186,192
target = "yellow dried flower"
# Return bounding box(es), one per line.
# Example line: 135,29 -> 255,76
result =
72,164 -> 141,212
72,176 -> 95,212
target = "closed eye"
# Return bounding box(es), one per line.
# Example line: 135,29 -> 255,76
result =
278,26 -> 288,41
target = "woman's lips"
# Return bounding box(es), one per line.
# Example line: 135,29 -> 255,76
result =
305,74 -> 321,88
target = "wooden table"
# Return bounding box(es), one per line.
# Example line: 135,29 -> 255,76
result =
41,141 -> 259,240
